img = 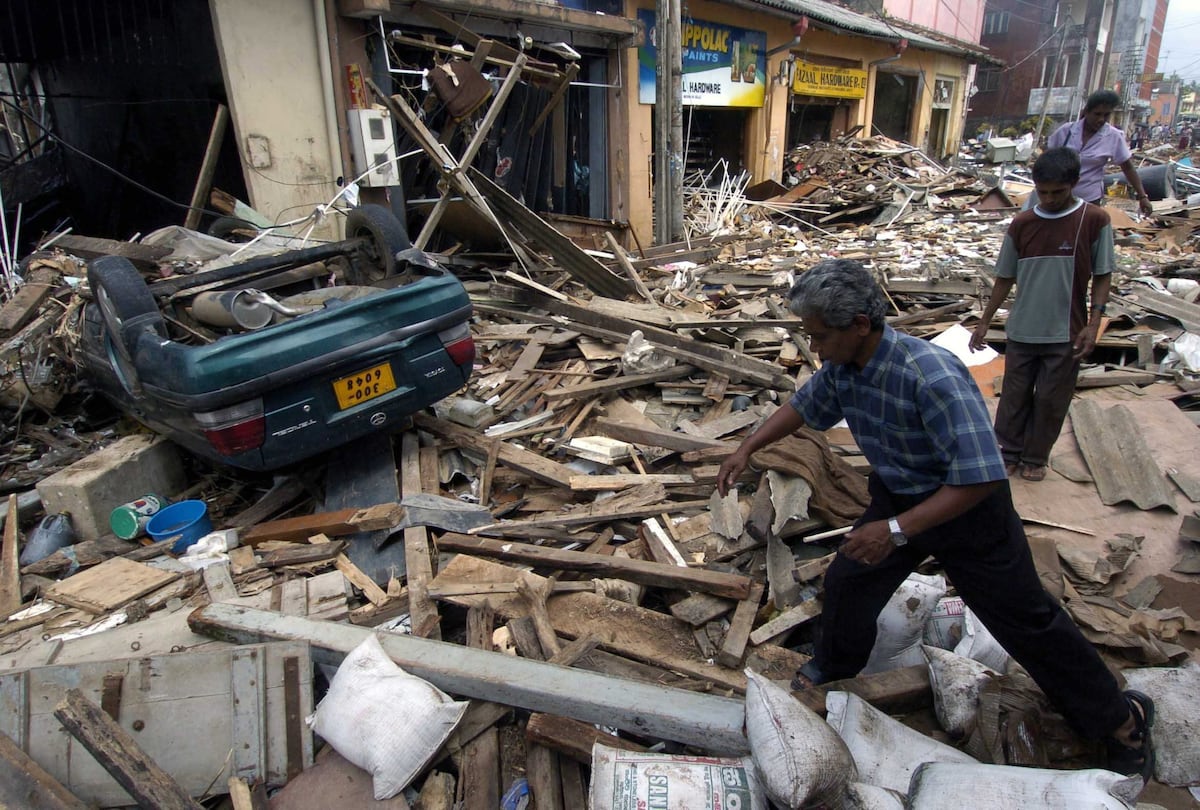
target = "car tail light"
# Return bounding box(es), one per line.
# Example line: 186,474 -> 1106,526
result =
438,322 -> 475,367
194,399 -> 266,456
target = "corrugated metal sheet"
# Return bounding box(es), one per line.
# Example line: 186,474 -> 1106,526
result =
1070,400 -> 1177,512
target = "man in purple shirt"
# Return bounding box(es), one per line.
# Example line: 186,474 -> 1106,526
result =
1048,89 -> 1153,215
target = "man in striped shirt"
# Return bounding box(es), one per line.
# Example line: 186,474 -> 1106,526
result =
717,259 -> 1152,778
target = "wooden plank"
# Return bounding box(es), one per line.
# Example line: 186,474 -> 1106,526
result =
50,234 -> 170,269
524,744 -> 563,810
400,432 -> 441,639
603,231 -> 655,303
0,494 -> 19,615
559,757 -> 588,810
569,473 -> 695,490
189,603 -> 749,752
468,167 -> 631,298
427,581 -> 595,599
717,582 -> 765,668
413,413 -> 575,489
796,664 -> 933,716
669,592 -> 734,626
459,728 -> 501,810
240,504 -> 402,547
532,294 -> 794,390
542,365 -> 695,402
434,556 -> 746,690
0,728 -> 90,810
749,598 -> 822,645
53,688 -> 203,810
525,713 -> 647,764
436,534 -> 751,599
334,554 -> 388,607
203,562 -> 239,603
259,541 -> 345,569
594,416 -> 729,452
641,518 -> 688,567
184,104 -> 229,230
0,282 -> 55,336
44,558 -> 178,614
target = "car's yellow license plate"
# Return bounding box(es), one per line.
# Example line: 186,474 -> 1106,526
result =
334,362 -> 397,409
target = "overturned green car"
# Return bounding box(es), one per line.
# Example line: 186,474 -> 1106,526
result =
76,206 -> 475,471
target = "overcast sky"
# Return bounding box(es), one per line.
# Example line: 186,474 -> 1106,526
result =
1158,0 -> 1200,82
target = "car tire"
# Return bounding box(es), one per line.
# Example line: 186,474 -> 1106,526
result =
345,204 -> 411,285
207,216 -> 261,243
86,256 -> 165,390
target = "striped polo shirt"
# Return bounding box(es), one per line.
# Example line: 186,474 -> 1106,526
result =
995,199 -> 1115,343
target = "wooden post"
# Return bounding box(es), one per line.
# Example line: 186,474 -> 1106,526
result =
184,104 -> 229,231
0,493 -> 19,616
401,432 -> 441,639
53,688 -> 202,810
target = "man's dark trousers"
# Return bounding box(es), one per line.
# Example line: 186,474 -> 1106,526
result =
812,473 -> 1126,739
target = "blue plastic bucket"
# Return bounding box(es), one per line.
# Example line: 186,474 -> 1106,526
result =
145,500 -> 212,554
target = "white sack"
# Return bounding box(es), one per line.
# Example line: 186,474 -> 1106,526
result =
744,669 -> 856,808
1123,662 -> 1200,786
863,573 -> 947,674
589,743 -> 766,810
923,644 -> 998,738
953,606 -> 1011,673
308,634 -> 468,800
907,762 -> 1141,809
843,782 -> 906,809
825,690 -> 976,794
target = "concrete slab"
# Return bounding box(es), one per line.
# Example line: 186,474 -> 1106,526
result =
35,435 -> 186,541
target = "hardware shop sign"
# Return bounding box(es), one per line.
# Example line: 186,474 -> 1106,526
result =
637,9 -> 767,108
792,60 -> 868,99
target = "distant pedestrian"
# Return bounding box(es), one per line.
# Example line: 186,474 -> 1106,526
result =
1047,89 -> 1153,215
1180,125 -> 1193,151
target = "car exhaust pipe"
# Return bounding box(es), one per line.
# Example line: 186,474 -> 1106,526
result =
189,290 -> 313,330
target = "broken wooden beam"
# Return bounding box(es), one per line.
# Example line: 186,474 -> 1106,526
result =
53,688 -> 202,810
188,603 -> 748,752
525,712 -> 648,764
239,504 -> 403,547
413,412 -> 575,489
0,728 -> 90,810
1,494 -> 19,616
436,533 -> 752,599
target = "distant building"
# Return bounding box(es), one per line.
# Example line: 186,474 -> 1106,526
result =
966,0 -> 1115,139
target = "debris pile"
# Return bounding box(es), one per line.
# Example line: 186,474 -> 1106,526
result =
2,134 -> 1200,808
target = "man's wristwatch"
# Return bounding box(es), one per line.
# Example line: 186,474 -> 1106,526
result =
888,517 -> 908,547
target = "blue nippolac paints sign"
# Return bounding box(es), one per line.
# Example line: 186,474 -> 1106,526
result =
638,9 -> 767,108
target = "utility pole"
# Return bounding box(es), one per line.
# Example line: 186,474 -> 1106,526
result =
654,0 -> 683,244
1035,22 -> 1069,144
668,0 -> 684,242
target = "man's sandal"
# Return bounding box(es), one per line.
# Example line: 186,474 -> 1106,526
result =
1020,464 -> 1047,482
1106,690 -> 1155,781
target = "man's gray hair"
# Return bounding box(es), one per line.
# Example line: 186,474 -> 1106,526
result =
787,259 -> 888,329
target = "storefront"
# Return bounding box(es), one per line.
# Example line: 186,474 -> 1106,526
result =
787,57 -> 868,145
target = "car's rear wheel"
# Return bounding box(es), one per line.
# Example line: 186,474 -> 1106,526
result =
87,256 -> 165,392
345,204 -> 410,285
207,216 -> 262,243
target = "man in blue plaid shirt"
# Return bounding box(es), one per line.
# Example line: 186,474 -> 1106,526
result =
717,259 -> 1152,779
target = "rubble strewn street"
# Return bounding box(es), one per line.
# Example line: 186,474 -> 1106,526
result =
4,125 -> 1200,808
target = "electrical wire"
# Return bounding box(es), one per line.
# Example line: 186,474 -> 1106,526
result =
0,95 -> 226,221
1000,25 -> 1069,74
